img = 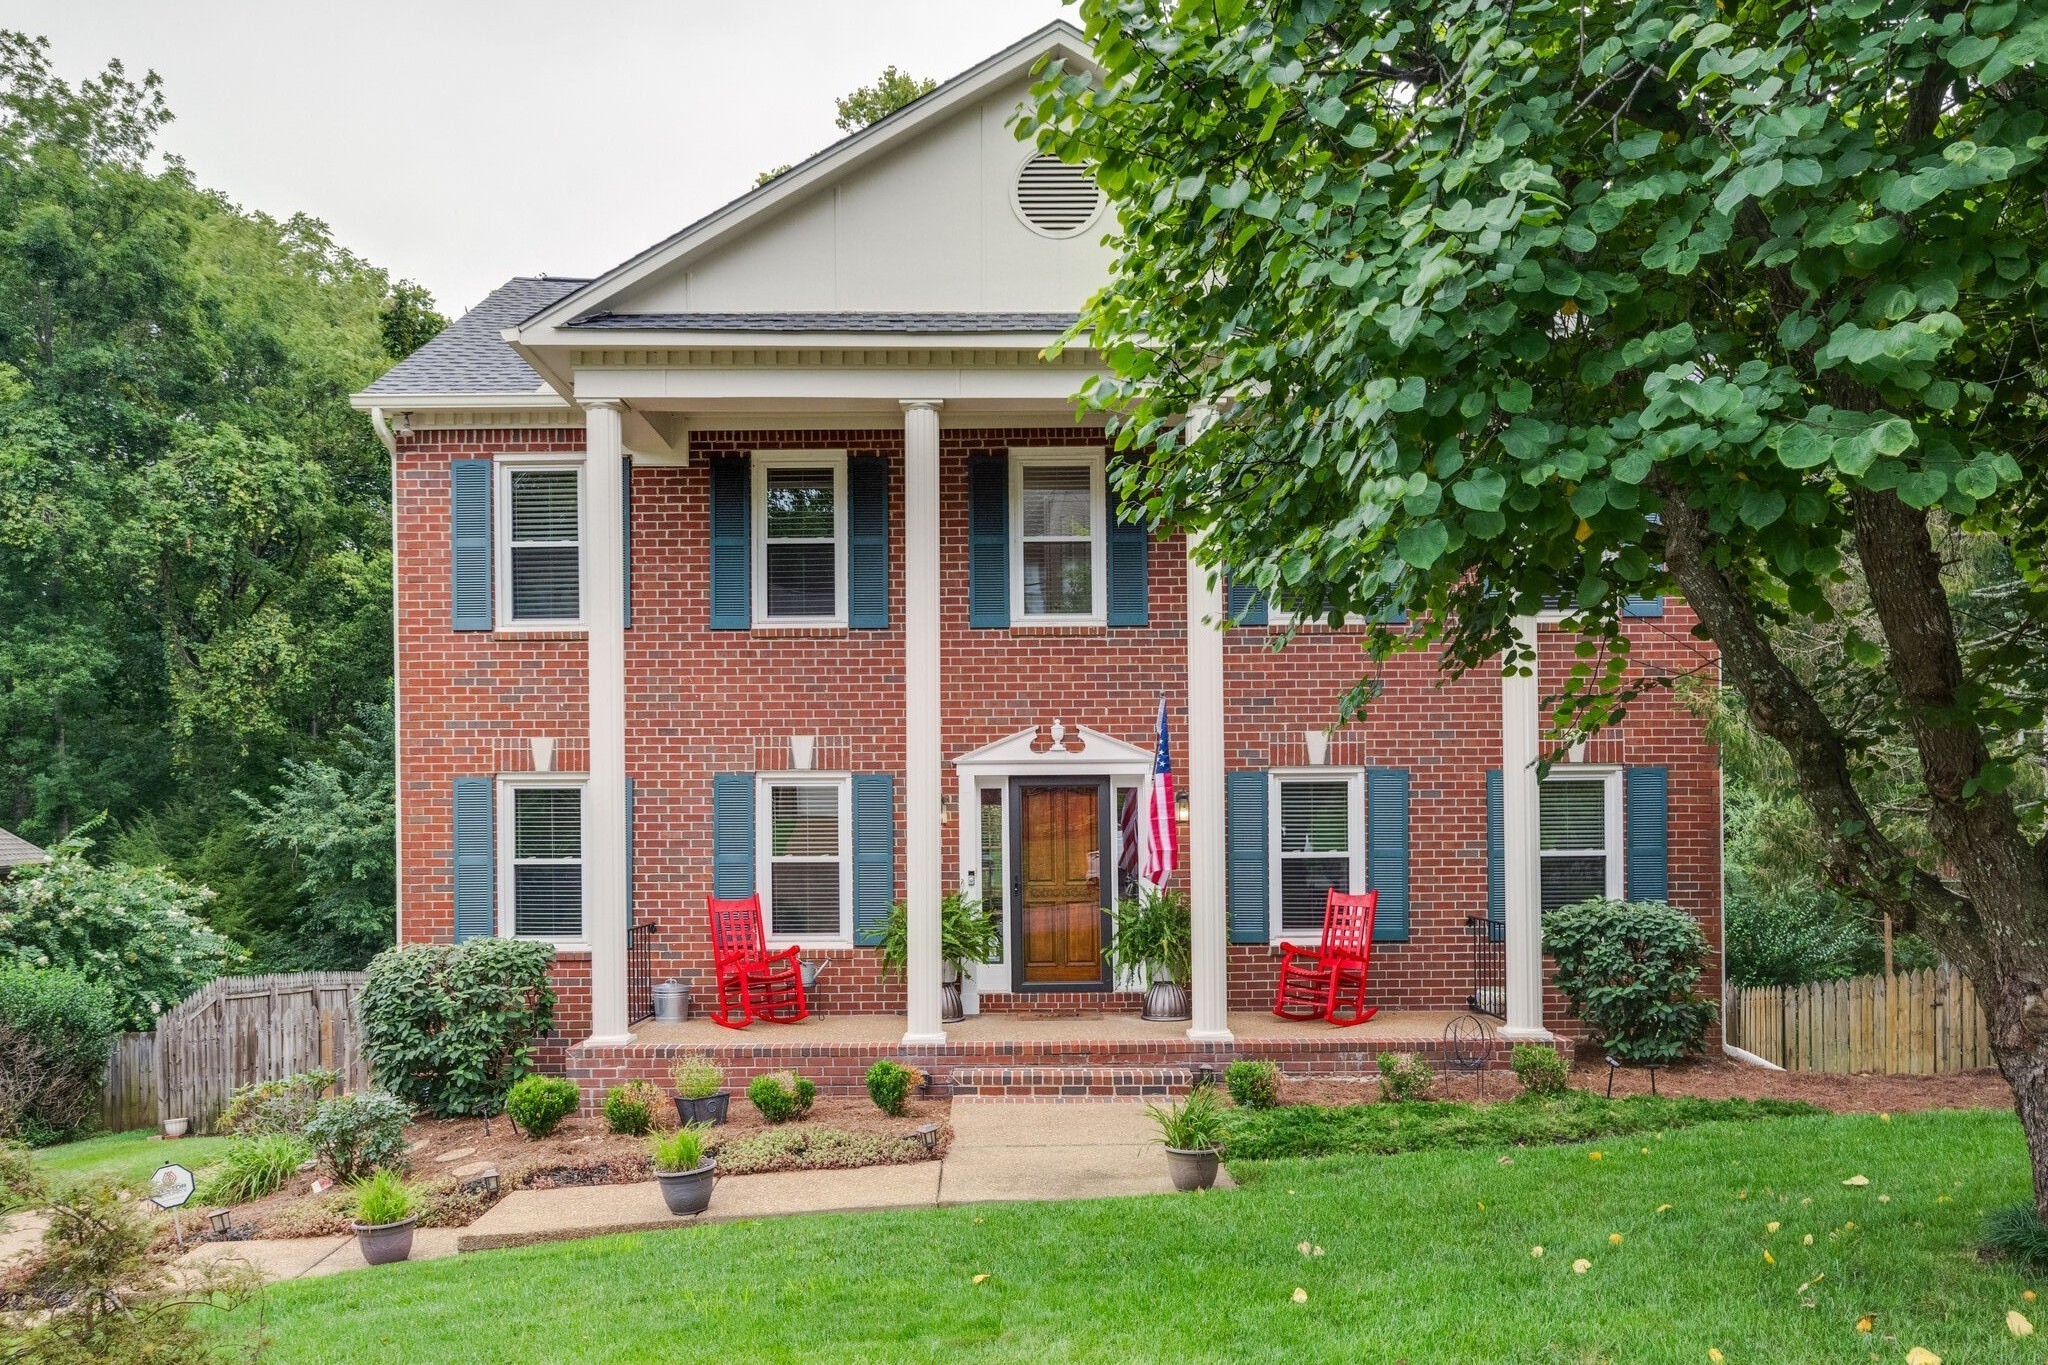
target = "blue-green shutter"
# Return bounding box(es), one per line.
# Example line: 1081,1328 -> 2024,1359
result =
709,458 -> 750,629
1622,595 -> 1664,618
968,454 -> 1008,628
1226,579 -> 1268,626
621,457 -> 633,630
625,777 -> 636,924
851,774 -> 895,945
711,773 -> 755,898
1625,766 -> 1670,902
1106,480 -> 1148,627
1366,768 -> 1411,942
1372,604 -> 1409,626
451,460 -> 492,631
848,455 -> 890,629
1226,771 -> 1269,944
452,777 -> 495,941
1486,770 -> 1504,922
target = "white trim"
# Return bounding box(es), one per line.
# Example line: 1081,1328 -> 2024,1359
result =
1009,447 -> 1106,625
756,772 -> 854,948
494,456 -> 585,630
751,450 -> 848,628
496,773 -> 589,948
1267,769 -> 1367,946
1538,766 -> 1626,909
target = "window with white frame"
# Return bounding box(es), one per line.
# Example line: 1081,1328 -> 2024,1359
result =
501,780 -> 585,941
1011,451 -> 1104,621
498,464 -> 583,625
1540,770 -> 1623,912
753,453 -> 846,625
758,776 -> 851,942
1269,771 -> 1365,941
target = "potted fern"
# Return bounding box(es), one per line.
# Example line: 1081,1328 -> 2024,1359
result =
878,893 -> 1001,1022
650,1123 -> 717,1216
350,1169 -> 419,1265
1148,1085 -> 1228,1192
1107,888 -> 1193,1021
671,1054 -> 730,1126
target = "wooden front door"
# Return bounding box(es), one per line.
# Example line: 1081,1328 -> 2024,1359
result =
1014,782 -> 1108,987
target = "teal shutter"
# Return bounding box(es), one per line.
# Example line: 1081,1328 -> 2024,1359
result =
1622,595 -> 1664,618
711,773 -> 755,898
1485,770 -> 1504,922
851,774 -> 895,945
1366,768 -> 1411,942
452,777 -> 495,941
1625,766 -> 1670,901
1226,771 -> 1269,944
848,455 -> 890,629
709,458 -> 750,629
967,454 -> 1008,628
621,457 -> 633,630
1372,604 -> 1409,625
451,460 -> 492,630
1226,579 -> 1267,626
1105,481 -> 1149,627
625,777 -> 636,924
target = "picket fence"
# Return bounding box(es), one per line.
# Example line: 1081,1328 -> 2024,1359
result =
1724,963 -> 1995,1074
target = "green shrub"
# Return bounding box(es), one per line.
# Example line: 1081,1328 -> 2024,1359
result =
359,938 -> 556,1119
217,1069 -> 339,1137
1543,898 -> 1719,1065
0,965 -> 121,1145
603,1081 -> 661,1136
352,1168 -> 417,1227
506,1075 -> 579,1137
1148,1084 -> 1227,1151
199,1132 -> 311,1203
303,1092 -> 410,1181
1224,1059 -> 1281,1110
877,892 -> 1001,978
747,1071 -> 816,1123
1510,1044 -> 1571,1098
649,1124 -> 709,1174
865,1060 -> 914,1117
1376,1052 -> 1434,1102
671,1054 -> 724,1100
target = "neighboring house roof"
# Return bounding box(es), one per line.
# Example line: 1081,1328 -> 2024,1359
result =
0,827 -> 47,869
359,276 -> 588,397
565,312 -> 1080,334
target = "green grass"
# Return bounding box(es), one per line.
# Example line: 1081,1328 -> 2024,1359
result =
217,1109 -> 2045,1363
29,1128 -> 234,1193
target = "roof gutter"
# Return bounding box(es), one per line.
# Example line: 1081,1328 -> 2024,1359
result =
367,406 -> 397,456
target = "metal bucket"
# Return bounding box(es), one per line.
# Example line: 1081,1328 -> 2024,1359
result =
652,980 -> 690,1024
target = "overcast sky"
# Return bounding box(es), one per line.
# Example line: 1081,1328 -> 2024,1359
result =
16,0 -> 1070,315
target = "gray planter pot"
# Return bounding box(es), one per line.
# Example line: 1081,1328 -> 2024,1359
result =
941,980 -> 964,1023
655,1159 -> 718,1216
1165,1146 -> 1221,1192
352,1216 -> 417,1265
674,1092 -> 730,1126
1142,978 -> 1191,1022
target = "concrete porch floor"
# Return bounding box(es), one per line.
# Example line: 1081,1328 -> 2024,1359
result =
627,1008 -> 1481,1047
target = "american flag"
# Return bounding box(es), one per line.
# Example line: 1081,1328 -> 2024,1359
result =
1140,698 -> 1178,890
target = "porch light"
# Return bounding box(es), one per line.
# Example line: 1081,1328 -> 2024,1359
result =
207,1208 -> 232,1235
396,411 -> 412,437
914,1123 -> 940,1155
1175,793 -> 1191,823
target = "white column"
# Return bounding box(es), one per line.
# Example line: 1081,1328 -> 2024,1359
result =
901,400 -> 946,1045
1185,531 -> 1233,1042
1499,614 -> 1552,1040
583,400 -> 632,1044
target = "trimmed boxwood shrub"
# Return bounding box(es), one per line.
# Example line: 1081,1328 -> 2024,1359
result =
1543,898 -> 1718,1065
1377,1051 -> 1435,1102
865,1060 -> 914,1117
360,939 -> 556,1118
0,965 -> 121,1145
603,1081 -> 662,1136
748,1071 -> 815,1123
1224,1059 -> 1282,1110
506,1075 -> 579,1138
1510,1043 -> 1571,1098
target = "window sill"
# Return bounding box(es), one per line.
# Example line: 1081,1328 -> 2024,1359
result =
494,626 -> 587,641
1009,621 -> 1108,636
766,939 -> 852,952
749,623 -> 850,637
510,940 -> 590,956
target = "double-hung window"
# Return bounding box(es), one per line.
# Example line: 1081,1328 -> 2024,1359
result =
1011,450 -> 1104,622
500,779 -> 585,942
498,463 -> 583,626
1268,771 -> 1365,942
752,452 -> 846,625
1539,770 -> 1623,912
757,775 -> 851,943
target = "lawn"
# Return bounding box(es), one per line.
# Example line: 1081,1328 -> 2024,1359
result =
29,1128 -> 234,1194
219,1108 -> 2042,1363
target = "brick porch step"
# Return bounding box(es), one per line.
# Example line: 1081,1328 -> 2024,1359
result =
945,1064 -> 1194,1099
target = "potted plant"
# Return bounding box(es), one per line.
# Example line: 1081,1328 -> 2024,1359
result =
349,1169 -> 419,1265
1107,888 -> 1193,1021
1148,1084 -> 1228,1192
650,1123 -> 716,1216
671,1054 -> 729,1126
878,892 -> 1001,1023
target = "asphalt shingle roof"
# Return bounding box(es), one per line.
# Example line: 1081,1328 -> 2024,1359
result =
566,311 -> 1081,334
360,277 -> 588,397
0,827 -> 47,869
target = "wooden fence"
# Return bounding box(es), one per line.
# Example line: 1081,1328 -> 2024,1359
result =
143,972 -> 369,1134
1724,963 -> 1995,1074
100,1032 -> 159,1132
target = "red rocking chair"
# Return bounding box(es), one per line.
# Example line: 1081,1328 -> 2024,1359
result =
707,895 -> 810,1029
1272,889 -> 1380,1027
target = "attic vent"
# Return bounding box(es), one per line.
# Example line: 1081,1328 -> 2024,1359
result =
1013,154 -> 1104,238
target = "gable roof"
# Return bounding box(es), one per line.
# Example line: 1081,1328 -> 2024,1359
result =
0,827 -> 47,869
360,276 -> 587,398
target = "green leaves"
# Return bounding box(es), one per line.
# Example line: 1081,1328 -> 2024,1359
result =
1397,520 -> 1450,569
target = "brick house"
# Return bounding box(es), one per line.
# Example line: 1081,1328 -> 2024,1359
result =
351,23 -> 1720,1096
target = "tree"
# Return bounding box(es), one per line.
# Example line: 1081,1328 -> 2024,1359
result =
380,279 -> 446,360
1031,1 -> 2048,1208
756,64 -> 937,184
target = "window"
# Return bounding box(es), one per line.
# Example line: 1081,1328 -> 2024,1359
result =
501,781 -> 584,941
498,463 -> 583,625
752,452 -> 846,625
1269,772 -> 1365,940
758,776 -> 851,942
1011,451 -> 1104,621
978,787 -> 1004,965
1540,771 -> 1623,912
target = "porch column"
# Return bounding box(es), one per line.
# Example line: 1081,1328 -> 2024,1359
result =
1499,614 -> 1552,1040
1185,530 -> 1233,1042
583,399 -> 632,1043
901,399 -> 946,1045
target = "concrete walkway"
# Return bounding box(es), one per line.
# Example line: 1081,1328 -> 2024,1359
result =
175,1101 -> 1226,1281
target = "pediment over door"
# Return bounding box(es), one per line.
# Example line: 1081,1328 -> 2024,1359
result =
952,723 -> 1152,773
